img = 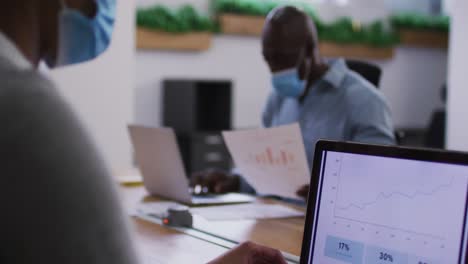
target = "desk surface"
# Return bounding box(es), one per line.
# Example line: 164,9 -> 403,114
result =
120,186 -> 306,262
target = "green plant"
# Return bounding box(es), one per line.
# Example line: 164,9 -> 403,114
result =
137,2 -> 398,47
391,13 -> 450,32
212,0 -> 279,16
320,18 -> 399,47
137,5 -> 216,33
212,0 -> 397,47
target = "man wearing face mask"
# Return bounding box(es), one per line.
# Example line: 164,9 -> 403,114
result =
49,0 -> 116,66
191,6 -> 395,198
0,1 -> 286,263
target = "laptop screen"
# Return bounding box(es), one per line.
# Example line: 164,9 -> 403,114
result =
302,142 -> 468,264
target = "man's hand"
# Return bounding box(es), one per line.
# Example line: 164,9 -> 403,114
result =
64,0 -> 97,17
190,169 -> 241,194
296,184 -> 309,200
208,241 -> 287,264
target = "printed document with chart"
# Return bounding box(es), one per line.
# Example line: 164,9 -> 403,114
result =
223,123 -> 310,198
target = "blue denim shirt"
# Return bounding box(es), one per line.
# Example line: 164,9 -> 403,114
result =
263,59 -> 395,168
239,59 -> 395,195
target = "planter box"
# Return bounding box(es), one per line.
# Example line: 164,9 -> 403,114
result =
219,13 -> 265,36
319,42 -> 395,60
136,27 -> 212,51
399,29 -> 448,49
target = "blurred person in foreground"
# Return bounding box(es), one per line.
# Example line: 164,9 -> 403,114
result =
191,5 -> 395,200
0,0 -> 286,263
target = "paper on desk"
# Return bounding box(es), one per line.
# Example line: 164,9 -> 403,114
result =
223,123 -> 310,198
191,203 -> 304,221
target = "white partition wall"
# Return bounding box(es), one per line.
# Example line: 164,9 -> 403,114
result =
49,0 -> 136,171
446,0 -> 468,150
135,0 -> 448,130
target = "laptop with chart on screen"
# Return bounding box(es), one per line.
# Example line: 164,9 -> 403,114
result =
300,141 -> 468,264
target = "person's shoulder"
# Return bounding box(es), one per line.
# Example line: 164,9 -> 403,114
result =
0,67 -> 66,143
341,70 -> 388,106
0,67 -> 59,110
0,66 -> 57,99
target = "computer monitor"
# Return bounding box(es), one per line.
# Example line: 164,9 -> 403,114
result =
300,141 -> 468,264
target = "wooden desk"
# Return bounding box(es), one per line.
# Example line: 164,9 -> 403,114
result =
134,219 -> 226,263
120,186 -> 306,262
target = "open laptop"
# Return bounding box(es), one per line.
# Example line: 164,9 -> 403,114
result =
128,125 -> 254,205
300,140 -> 468,264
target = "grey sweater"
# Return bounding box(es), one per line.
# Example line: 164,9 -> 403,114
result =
0,33 -> 139,263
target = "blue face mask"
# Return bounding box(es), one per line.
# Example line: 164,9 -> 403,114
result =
272,68 -> 306,98
55,0 -> 116,66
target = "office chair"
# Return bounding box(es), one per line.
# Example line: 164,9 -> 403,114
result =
425,110 -> 446,148
345,59 -> 382,87
424,85 -> 447,149
345,59 -> 403,144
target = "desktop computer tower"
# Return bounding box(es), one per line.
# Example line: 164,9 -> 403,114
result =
163,79 -> 232,175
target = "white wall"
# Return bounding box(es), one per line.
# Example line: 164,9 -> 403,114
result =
374,47 -> 447,128
137,0 -> 209,11
135,0 -> 447,130
385,0 -> 433,14
446,0 -> 468,150
48,0 -> 135,171
135,36 -> 270,128
444,0 -> 455,14
136,40 -> 447,130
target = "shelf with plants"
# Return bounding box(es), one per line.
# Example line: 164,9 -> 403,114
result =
212,0 -> 317,36
317,18 -> 397,59
212,0 -> 397,59
136,5 -> 216,51
391,13 -> 449,49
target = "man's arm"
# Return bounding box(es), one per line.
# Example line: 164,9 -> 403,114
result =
262,92 -> 280,127
209,242 -> 287,264
349,87 -> 396,145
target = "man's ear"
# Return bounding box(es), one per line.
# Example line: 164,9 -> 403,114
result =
297,41 -> 314,79
310,43 -> 322,68
38,1 -> 61,66
304,34 -> 321,66
305,39 -> 313,58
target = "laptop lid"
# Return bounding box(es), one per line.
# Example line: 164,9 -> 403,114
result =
128,126 -> 255,206
300,140 -> 468,264
128,126 -> 192,204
